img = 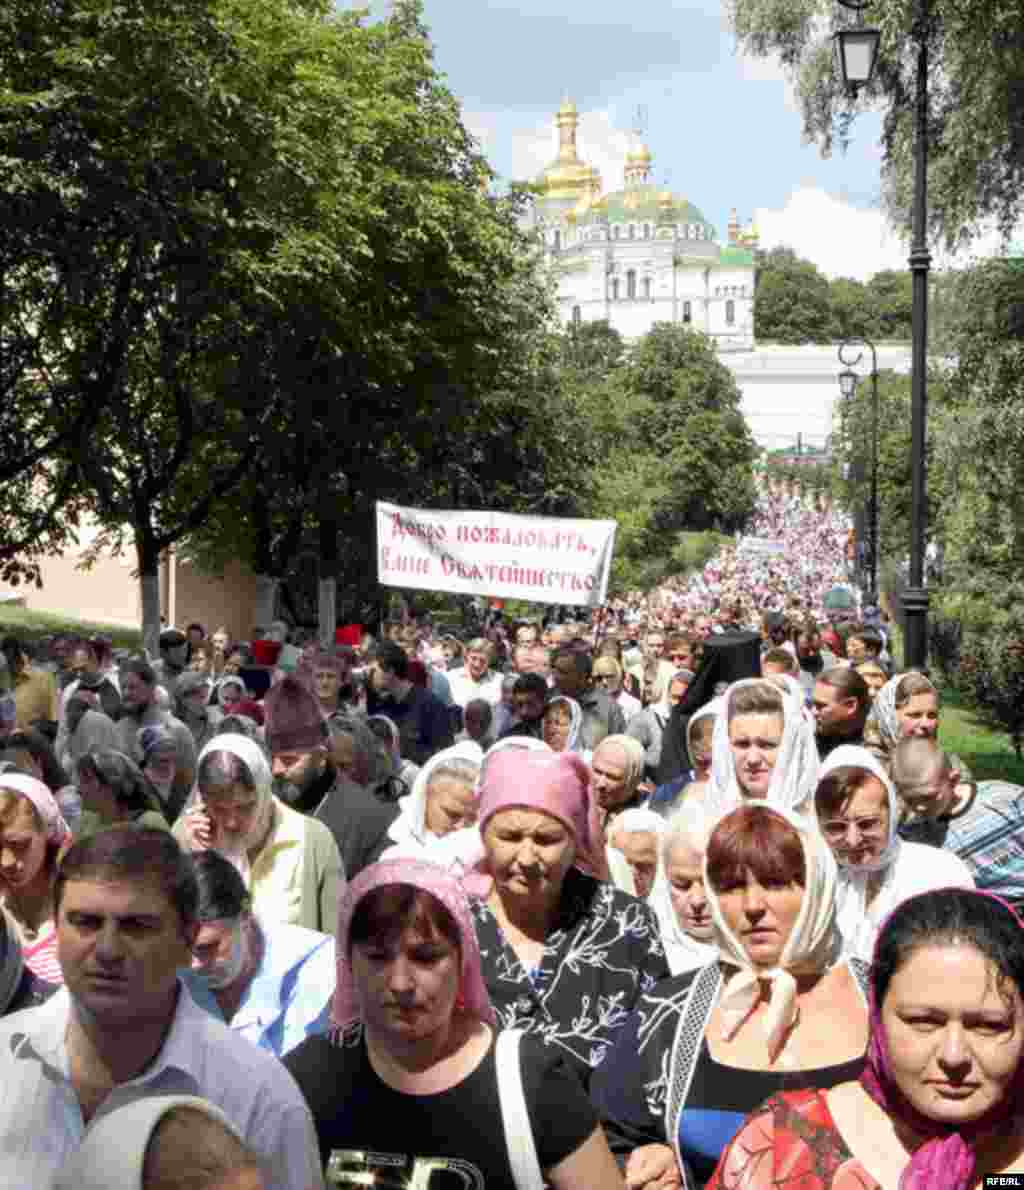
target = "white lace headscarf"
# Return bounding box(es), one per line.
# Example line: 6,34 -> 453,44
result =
385,740 -> 483,856
813,744 -> 902,958
650,801 -> 718,975
705,678 -> 819,819
868,671 -> 937,750
705,803 -> 841,1063
544,695 -> 583,753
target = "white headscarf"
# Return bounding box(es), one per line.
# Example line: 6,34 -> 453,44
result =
705,803 -> 841,1063
649,802 -> 718,975
194,732 -> 275,882
606,806 -> 666,896
545,695 -> 583,753
705,679 -> 819,819
814,744 -> 902,957
385,740 -> 483,855
52,1095 -> 244,1190
868,671 -> 937,750
685,697 -> 723,773
412,737 -> 553,871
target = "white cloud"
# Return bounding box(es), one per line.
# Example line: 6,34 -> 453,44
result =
465,107 -> 636,191
756,186 -> 1024,280
756,187 -> 907,279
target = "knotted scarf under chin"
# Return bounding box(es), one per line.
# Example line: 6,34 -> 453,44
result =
718,964 -> 805,1066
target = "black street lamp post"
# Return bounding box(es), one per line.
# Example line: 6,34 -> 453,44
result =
834,0 -> 930,669
837,338 -> 879,602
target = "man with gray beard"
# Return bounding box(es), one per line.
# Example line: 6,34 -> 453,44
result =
264,677 -> 396,879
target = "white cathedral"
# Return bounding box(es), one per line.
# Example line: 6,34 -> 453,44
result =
520,99 -> 759,349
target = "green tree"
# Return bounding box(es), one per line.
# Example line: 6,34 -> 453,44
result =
3,0 -> 558,648
932,257 -> 1024,583
581,323 -> 758,589
729,0 -> 1024,247
754,247 -> 834,343
829,276 -> 874,340
865,270 -> 913,339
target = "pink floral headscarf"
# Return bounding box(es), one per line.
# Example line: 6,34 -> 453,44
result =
0,773 -> 71,846
331,857 -> 495,1033
861,888 -> 1024,1190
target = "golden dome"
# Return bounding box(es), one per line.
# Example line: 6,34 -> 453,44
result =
658,189 -> 674,205
627,142 -> 653,163
558,95 -> 577,116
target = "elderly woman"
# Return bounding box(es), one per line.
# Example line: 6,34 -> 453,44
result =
75,749 -> 170,838
606,807 -> 664,898
283,858 -> 622,1190
591,733 -> 648,827
173,671 -> 223,754
648,803 -> 717,975
593,803 -> 870,1190
593,657 -> 642,725
542,695 -> 583,754
0,773 -> 72,983
814,745 -> 974,962
708,888 -> 1024,1190
366,714 -> 419,795
705,679 -> 819,817
464,749 -> 667,1085
52,1096 -> 264,1190
175,733 -> 342,936
137,724 -> 190,825
383,741 -> 482,859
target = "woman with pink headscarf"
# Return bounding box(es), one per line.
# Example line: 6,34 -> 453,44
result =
283,858 -> 622,1190
707,888 -> 1024,1190
0,772 -> 72,983
463,749 -> 669,1085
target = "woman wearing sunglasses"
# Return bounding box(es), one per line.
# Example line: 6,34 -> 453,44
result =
814,746 -> 974,960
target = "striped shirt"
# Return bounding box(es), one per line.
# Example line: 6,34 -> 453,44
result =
22,922 -> 63,985
900,780 -> 1024,909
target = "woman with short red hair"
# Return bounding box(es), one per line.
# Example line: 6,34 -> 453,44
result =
593,804 -> 870,1190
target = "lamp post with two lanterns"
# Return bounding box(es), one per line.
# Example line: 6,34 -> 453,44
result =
834,0 -> 931,670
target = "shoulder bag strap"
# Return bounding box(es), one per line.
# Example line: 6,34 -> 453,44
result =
665,963 -> 723,1190
495,1029 -> 546,1190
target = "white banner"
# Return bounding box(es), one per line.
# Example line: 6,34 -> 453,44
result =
738,536 -> 786,557
376,502 -> 617,607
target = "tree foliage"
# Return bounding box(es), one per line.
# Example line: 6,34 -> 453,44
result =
754,247 -> 915,343
572,322 -> 758,590
728,0 -> 1024,247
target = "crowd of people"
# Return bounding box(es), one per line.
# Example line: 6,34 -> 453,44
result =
0,479 -> 1022,1189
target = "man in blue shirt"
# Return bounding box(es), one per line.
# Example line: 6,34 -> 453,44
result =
187,850 -> 335,1058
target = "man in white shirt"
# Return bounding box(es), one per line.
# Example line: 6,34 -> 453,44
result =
0,826 -> 324,1190
447,636 -> 503,708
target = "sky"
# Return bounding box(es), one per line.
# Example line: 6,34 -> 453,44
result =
349,0 -> 1013,282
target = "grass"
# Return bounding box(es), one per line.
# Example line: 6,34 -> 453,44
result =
937,683 -> 1024,786
0,604 -> 142,651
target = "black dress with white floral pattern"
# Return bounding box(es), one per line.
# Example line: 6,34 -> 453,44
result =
470,867 -> 670,1084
